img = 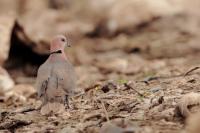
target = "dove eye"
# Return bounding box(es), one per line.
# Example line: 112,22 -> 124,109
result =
61,38 -> 65,42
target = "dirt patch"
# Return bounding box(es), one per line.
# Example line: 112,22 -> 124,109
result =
1,0 -> 200,133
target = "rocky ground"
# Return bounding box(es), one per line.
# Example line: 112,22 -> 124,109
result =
1,0 -> 200,133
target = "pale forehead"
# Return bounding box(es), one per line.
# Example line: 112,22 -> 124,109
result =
53,35 -> 66,40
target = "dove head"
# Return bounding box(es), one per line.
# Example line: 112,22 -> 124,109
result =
50,35 -> 70,53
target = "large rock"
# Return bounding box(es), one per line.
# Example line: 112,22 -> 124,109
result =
14,0 -> 94,54
0,15 -> 15,64
11,0 -> 183,54
2,0 -> 200,56
101,0 -> 182,34
0,0 -> 17,16
0,67 -> 15,95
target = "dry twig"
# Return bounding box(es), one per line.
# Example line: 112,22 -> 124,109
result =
100,100 -> 110,122
124,83 -> 146,98
184,67 -> 200,76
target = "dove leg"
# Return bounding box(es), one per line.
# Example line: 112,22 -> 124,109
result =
64,95 -> 75,110
64,95 -> 70,109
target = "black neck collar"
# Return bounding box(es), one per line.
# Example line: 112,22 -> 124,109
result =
50,50 -> 62,55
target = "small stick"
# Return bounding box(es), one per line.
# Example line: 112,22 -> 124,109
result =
136,76 -> 159,85
100,100 -> 110,122
124,83 -> 146,98
184,67 -> 200,76
19,107 -> 36,113
14,107 -> 37,114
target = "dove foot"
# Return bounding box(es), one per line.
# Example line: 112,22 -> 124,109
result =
64,95 -> 75,110
64,95 -> 70,109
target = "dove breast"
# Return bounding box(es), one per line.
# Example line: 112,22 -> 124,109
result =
52,59 -> 76,96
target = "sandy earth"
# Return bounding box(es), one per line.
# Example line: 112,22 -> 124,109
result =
1,1 -> 200,133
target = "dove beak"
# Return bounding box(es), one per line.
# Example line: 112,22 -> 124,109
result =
66,42 -> 71,47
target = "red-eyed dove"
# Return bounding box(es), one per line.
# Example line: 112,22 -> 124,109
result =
35,35 -> 76,109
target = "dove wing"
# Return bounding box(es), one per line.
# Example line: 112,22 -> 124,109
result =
35,61 -> 52,98
54,61 -> 76,96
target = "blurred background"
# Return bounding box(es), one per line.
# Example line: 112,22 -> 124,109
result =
1,0 -> 200,132
0,0 -> 200,92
